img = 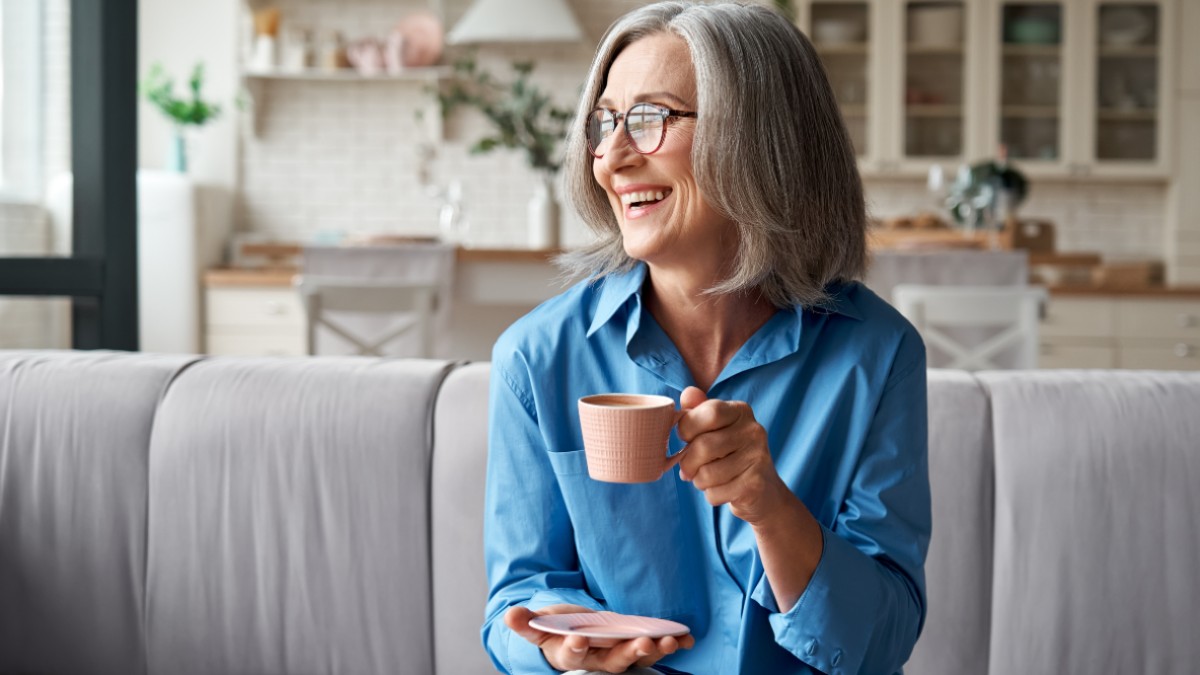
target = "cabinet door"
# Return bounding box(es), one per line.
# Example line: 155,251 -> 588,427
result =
1039,340 -> 1118,368
803,1 -> 876,162
893,1 -> 986,173
987,1 -> 1075,176
1118,340 -> 1200,370
1075,0 -> 1174,177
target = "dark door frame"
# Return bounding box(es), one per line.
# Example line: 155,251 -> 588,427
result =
0,0 -> 138,350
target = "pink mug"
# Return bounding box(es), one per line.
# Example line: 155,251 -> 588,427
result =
578,394 -> 685,483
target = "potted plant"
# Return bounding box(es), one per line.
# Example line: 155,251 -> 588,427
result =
433,56 -> 573,248
139,62 -> 222,173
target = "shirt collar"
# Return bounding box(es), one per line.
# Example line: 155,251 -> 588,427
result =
586,262 -> 864,338
586,263 -> 648,338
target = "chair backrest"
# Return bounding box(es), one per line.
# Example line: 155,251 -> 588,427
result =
297,276 -> 439,358
893,284 -> 1047,370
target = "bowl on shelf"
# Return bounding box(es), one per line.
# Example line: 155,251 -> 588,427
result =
908,5 -> 963,47
813,17 -> 865,45
1099,7 -> 1152,47
1005,17 -> 1059,45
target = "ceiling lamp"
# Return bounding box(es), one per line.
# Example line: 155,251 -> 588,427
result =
446,0 -> 584,45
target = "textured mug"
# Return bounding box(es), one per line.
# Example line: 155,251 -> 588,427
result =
578,394 -> 685,483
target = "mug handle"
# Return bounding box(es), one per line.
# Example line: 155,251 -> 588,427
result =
662,408 -> 688,473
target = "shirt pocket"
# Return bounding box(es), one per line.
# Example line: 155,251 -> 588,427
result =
546,448 -> 704,624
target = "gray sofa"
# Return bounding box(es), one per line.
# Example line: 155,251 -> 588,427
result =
1,350 -> 1197,674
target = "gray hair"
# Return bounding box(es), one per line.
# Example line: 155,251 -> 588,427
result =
559,1 -> 866,309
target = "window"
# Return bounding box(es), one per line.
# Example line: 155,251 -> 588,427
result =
0,0 -> 45,201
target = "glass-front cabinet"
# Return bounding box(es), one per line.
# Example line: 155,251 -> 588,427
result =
1080,0 -> 1172,175
991,2 -> 1070,171
901,1 -> 971,161
805,1 -> 873,159
797,0 -> 1175,179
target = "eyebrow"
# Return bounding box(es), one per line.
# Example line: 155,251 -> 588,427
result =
596,91 -> 694,109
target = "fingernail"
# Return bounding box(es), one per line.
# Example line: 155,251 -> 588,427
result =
570,646 -> 587,654
636,649 -> 650,657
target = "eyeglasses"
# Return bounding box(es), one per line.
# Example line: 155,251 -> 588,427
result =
585,102 -> 698,158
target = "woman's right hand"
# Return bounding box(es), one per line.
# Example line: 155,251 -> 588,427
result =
504,604 -> 694,672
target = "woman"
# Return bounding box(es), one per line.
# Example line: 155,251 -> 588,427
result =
483,2 -> 930,673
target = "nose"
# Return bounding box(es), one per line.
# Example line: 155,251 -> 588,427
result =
597,120 -> 643,172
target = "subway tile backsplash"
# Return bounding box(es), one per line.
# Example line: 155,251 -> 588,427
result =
864,179 -> 1167,259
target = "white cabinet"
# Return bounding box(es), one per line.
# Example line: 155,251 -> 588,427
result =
799,0 -> 1176,179
204,284 -> 308,356
1040,295 -> 1200,370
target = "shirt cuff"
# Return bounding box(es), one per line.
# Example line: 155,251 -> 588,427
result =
506,589 -> 608,674
750,525 -> 880,675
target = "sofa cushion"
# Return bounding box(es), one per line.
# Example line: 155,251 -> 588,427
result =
906,369 -> 994,675
0,350 -> 200,675
144,357 -> 453,674
431,362 -> 493,674
979,370 -> 1200,674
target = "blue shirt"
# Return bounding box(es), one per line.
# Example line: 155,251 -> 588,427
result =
483,263 -> 930,675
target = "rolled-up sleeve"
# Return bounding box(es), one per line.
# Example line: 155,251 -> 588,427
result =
751,355 -> 931,675
481,354 -> 606,674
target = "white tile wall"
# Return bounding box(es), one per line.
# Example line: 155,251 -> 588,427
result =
865,177 -> 1167,259
237,0 -> 1175,262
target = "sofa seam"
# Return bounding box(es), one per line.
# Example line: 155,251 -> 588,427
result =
426,357 -> 472,675
140,354 -> 209,674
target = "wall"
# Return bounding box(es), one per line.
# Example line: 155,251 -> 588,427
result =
864,178 -> 1168,260
232,0 -> 1181,265
1165,0 -> 1200,284
138,0 -> 239,194
235,0 -> 648,248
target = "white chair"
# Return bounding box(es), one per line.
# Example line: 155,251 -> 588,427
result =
297,276 -> 439,358
892,284 -> 1048,370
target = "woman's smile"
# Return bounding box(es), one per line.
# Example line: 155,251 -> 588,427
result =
619,186 -> 674,219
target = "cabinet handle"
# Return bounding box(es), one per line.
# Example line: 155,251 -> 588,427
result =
1175,343 -> 1194,358
1178,313 -> 1197,328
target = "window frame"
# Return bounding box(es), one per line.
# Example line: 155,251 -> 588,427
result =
0,0 -> 138,350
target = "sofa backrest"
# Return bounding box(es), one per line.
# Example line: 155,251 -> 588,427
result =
4,352 -> 1198,675
907,369 -> 995,675
143,356 -> 454,675
430,362 -> 493,673
978,370 -> 1200,674
0,351 -> 199,674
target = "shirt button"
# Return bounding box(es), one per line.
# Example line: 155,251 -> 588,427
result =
832,649 -> 843,666
805,639 -> 818,655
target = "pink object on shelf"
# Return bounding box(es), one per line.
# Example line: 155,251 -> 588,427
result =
394,10 -> 444,68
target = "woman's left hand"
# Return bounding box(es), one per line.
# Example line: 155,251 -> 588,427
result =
676,386 -> 792,525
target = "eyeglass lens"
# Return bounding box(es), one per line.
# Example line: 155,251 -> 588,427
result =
587,103 -> 664,156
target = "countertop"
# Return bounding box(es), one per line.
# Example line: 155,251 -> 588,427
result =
205,247 -> 564,287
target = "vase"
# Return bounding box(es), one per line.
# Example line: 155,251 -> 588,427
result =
166,128 -> 188,173
527,172 -> 560,250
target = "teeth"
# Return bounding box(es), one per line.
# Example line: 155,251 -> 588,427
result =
620,190 -> 669,205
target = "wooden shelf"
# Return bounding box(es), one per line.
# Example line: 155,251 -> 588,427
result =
907,104 -> 963,118
816,43 -> 869,56
1002,105 -> 1059,119
1002,44 -> 1061,57
242,66 -> 451,82
1098,45 -> 1158,59
1097,108 -> 1157,122
906,44 -> 963,55
240,66 -> 450,138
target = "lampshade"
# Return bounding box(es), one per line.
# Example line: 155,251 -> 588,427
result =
446,0 -> 584,44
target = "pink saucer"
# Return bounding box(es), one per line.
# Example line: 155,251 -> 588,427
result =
529,611 -> 690,647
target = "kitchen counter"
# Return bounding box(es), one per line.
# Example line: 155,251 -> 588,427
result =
1043,285 -> 1200,298
205,256 -> 1200,300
